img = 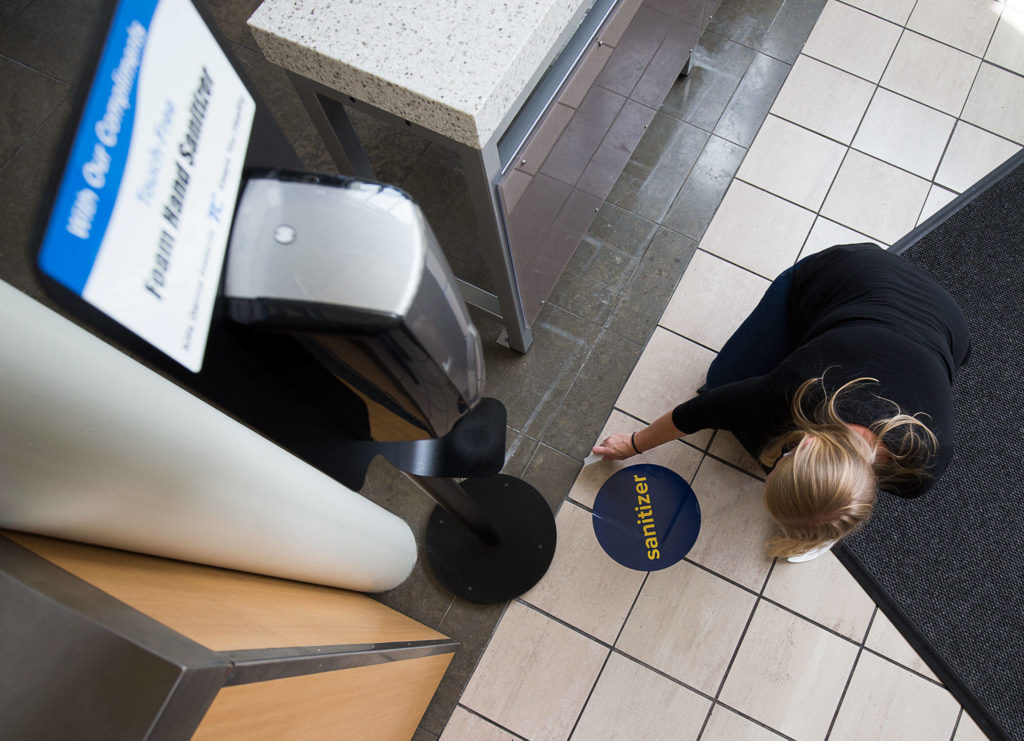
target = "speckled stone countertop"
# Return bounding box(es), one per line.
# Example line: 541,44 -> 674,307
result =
248,0 -> 594,149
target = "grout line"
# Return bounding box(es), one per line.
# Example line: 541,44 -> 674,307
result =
983,56 -> 1024,81
558,245 -> 642,292
853,603 -> 952,689
512,599 -> 620,656
699,444 -> 767,480
859,643 -> 949,689
566,648 -> 614,740
730,159 -> 905,247
760,12 -> 1024,247
454,704 -> 529,740
598,315 -> 661,350
0,52 -> 72,85
756,0 -> 823,69
604,407 -> 653,431
568,489 -> 952,687
606,408 -> 704,450
0,171 -> 39,197
512,550 -> 884,739
981,0 -> 1010,62
607,406 -> 714,457
561,496 -> 770,601
700,558 -> 777,735
436,598 -> 456,631
704,701 -> 798,740
832,0 -> 915,28
0,85 -> 73,180
823,601 -> 878,739
753,575 -> 896,650
700,25 -> 768,56
609,647 -> 717,702
737,144 -> 929,215
801,18 -> 1024,130
831,0 -> 1017,68
520,590 -> 775,716
505,601 -> 700,700
824,642 -> 865,740
658,29 -> 760,130
507,315 -> 593,440
950,707 -> 966,741
501,431 -> 534,474
779,51 -> 1024,150
647,132 -> 715,227
611,571 -> 651,645
953,68 -> 986,130
289,120 -> 316,151
566,495 -> 593,511
598,198 -> 665,233
687,245 -> 774,282
862,603 -> 880,647
536,298 -> 610,335
654,323 -> 722,354
657,149 -> 749,243
810,134 -> 857,238
700,36 -> 762,142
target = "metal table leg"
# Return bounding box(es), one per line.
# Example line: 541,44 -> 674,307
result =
457,141 -> 533,352
289,72 -> 376,181
286,75 -> 534,352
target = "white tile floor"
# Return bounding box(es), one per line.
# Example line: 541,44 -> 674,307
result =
441,1 -> 1023,739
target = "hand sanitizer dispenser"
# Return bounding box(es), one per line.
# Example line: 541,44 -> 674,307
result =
223,171 -> 484,440
223,170 -> 555,604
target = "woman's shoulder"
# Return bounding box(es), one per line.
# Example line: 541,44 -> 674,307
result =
794,242 -> 887,274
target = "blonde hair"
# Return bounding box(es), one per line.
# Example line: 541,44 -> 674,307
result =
760,376 -> 938,559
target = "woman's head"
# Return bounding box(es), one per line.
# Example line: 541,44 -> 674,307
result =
762,425 -> 877,558
759,375 -> 937,559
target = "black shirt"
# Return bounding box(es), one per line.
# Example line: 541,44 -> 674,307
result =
671,244 -> 971,497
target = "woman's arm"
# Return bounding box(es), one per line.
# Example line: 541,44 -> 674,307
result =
592,410 -> 686,461
592,371 -> 786,462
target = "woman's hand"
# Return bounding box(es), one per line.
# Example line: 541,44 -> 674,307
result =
591,412 -> 687,461
592,433 -> 640,461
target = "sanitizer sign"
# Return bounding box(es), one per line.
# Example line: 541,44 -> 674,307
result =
37,0 -> 255,372
592,464 -> 701,571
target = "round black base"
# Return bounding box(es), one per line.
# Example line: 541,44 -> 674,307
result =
425,475 -> 556,604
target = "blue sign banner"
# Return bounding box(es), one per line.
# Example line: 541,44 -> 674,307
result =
35,0 -> 254,372
592,464 -> 700,571
38,0 -> 156,294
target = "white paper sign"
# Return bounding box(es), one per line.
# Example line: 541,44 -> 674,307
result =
38,0 -> 255,372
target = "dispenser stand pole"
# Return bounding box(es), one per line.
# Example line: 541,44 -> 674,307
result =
406,473 -> 556,603
406,474 -> 501,546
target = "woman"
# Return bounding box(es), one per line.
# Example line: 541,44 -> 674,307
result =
593,244 -> 971,561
